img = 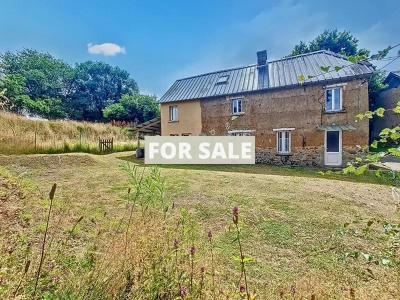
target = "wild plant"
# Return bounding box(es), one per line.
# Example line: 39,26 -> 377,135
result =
207,230 -> 216,299
9,166 -> 259,299
33,183 -> 57,299
232,206 -> 251,300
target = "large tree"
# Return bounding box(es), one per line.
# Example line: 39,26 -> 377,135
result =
0,49 -> 75,101
288,30 -> 387,105
71,61 -> 139,120
0,49 -> 141,120
289,29 -> 370,57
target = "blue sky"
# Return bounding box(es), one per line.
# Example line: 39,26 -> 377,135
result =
1,0 -> 399,96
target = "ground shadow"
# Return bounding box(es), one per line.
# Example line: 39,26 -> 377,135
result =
114,153 -> 388,185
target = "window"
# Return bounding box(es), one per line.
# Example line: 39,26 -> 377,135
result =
232,98 -> 243,114
170,134 -> 178,136
228,130 -> 254,136
326,131 -> 340,152
182,133 -> 191,136
326,87 -> 342,112
277,131 -> 291,154
169,105 -> 179,122
216,75 -> 229,84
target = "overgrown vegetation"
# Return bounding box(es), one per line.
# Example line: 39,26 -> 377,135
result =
1,153 -> 399,299
0,49 -> 159,121
336,97 -> 400,282
0,110 -> 135,154
0,164 -> 259,299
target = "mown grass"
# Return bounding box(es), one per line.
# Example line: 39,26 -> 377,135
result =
1,152 -> 399,299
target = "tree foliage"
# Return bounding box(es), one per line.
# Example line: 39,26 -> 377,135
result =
103,94 -> 159,123
289,29 -> 369,57
0,49 -> 154,122
71,61 -> 139,120
290,30 -> 391,107
0,49 -> 74,100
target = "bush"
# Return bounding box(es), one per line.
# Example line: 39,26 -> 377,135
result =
103,94 -> 160,123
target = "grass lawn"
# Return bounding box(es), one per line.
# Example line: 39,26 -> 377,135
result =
1,151 -> 399,299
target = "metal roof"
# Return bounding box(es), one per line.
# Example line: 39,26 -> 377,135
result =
159,50 -> 374,103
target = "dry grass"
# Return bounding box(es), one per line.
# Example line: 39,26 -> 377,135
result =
1,152 -> 399,299
0,111 -> 135,154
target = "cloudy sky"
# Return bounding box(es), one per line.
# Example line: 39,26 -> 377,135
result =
0,0 -> 399,96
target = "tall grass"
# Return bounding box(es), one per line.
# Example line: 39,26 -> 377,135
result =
0,111 -> 135,154
4,165 -> 257,299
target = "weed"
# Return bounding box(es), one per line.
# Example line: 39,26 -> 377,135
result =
33,183 -> 57,299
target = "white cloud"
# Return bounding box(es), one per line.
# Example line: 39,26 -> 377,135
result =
87,42 -> 126,56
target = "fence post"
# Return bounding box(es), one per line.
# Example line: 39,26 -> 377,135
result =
34,130 -> 37,152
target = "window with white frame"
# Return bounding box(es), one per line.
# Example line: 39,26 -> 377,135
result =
169,105 -> 179,122
232,98 -> 243,114
325,87 -> 343,112
276,131 -> 291,154
228,130 -> 254,136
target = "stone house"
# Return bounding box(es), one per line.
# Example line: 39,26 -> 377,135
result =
159,50 -> 374,167
371,71 -> 400,140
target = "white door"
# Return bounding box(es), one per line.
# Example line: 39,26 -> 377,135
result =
324,130 -> 342,166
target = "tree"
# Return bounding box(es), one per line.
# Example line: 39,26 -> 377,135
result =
289,30 -> 390,107
289,29 -> 369,57
71,61 -> 139,120
0,49 -> 74,101
0,75 -> 29,111
103,94 -> 159,123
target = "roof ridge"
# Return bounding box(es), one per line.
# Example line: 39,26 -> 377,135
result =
175,50 -> 349,82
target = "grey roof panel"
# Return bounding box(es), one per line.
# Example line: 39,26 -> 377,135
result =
159,50 -> 374,103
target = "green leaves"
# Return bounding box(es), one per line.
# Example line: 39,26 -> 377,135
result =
297,74 -> 305,83
288,29 -> 370,58
394,101 -> 400,114
347,54 -> 368,64
370,46 -> 392,60
334,66 -> 343,72
320,66 -> 330,73
375,107 -> 385,117
356,107 -> 386,120
103,94 -> 159,122
388,147 -> 400,157
344,164 -> 369,176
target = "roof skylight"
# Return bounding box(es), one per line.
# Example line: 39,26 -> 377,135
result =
216,75 -> 229,84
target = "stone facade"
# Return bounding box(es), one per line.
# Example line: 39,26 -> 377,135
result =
199,79 -> 369,167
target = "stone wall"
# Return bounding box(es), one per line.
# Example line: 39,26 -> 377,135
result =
371,87 -> 400,140
255,146 -> 365,167
200,78 -> 370,167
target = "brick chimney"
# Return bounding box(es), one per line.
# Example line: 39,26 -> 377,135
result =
257,50 -> 268,89
257,50 -> 267,66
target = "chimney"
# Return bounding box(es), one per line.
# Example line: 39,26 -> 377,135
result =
257,50 -> 268,89
257,50 -> 267,66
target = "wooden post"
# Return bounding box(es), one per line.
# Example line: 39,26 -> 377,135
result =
34,130 -> 37,152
